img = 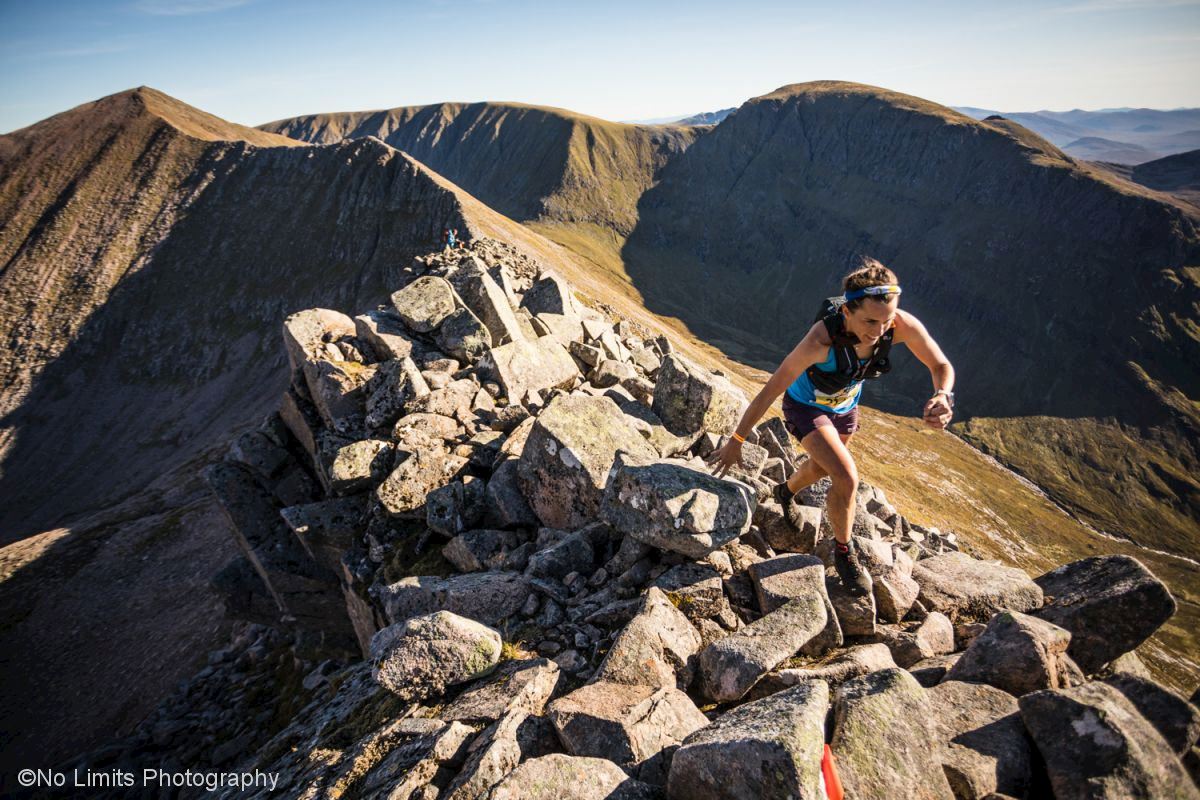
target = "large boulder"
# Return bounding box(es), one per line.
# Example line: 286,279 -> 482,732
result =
548,681 -> 709,769
442,710 -> 525,800
449,256 -> 526,346
436,306 -> 493,364
651,353 -> 746,437
521,271 -> 580,317
755,644 -> 897,697
517,394 -> 657,529
392,276 -> 457,332
600,458 -> 756,559
667,681 -> 829,800
748,554 -> 843,656
327,439 -> 394,494
354,309 -> 416,360
944,609 -> 1081,696
830,668 -> 955,800
698,592 -> 828,702
488,754 -> 655,800
1033,555 -> 1177,674
442,657 -> 561,725
877,612 -> 956,669
1102,672 -> 1200,756
479,336 -> 581,401
1019,680 -> 1199,799
375,428 -> 448,517
303,358 -> 375,433
927,680 -> 1032,799
281,307 -> 356,381
910,552 -> 1043,622
370,610 -> 501,700
592,587 -> 702,690
373,571 -> 531,627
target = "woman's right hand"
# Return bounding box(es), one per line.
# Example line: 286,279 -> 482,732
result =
705,438 -> 745,478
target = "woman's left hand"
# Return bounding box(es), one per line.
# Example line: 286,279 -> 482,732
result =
923,396 -> 953,429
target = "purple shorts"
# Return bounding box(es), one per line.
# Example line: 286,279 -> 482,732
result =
781,394 -> 860,440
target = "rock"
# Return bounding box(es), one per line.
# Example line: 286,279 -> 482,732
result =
438,306 -> 493,364
911,552 -> 1043,622
526,529 -> 597,581
392,276 -> 457,332
443,529 -> 527,573
548,682 -> 709,769
764,644 -> 897,694
617,399 -> 700,458
825,574 -> 877,637
755,501 -> 820,554
375,429 -> 448,517
600,458 -> 755,559
698,592 -> 828,702
365,358 -> 422,429
355,309 -> 416,360
1102,672 -> 1200,755
405,377 -> 479,418
874,565 -> 922,623
945,610 -> 1080,696
831,668 -> 955,800
282,307 -> 356,379
370,610 -> 502,700
907,653 -> 961,687
480,336 -> 581,401
518,394 -> 657,529
651,353 -> 746,437
304,358 -> 375,433
591,359 -> 638,388
443,710 -> 525,800
748,554 -> 842,655
484,459 -> 539,528
593,587 -> 702,690
356,719 -> 477,800
443,658 -> 562,724
569,340 -> 604,368
449,256 -> 526,346
374,571 -> 531,627
395,410 -> 460,439
280,495 -> 368,572
228,430 -> 290,479
927,680 -> 1032,799
488,754 -> 655,800
328,438 -> 394,494
427,477 -> 487,536
521,271 -> 580,317
1098,649 -> 1154,680
650,563 -> 729,623
1019,680 -> 1199,799
667,681 -> 829,800
879,612 -> 956,669
1033,555 -> 1177,674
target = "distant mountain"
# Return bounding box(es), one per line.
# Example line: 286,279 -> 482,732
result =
674,107 -> 737,126
1063,135 -> 1158,164
955,105 -> 1200,163
259,102 -> 698,238
1113,148 -> 1200,207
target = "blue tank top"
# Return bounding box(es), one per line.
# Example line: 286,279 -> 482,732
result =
785,347 -> 869,413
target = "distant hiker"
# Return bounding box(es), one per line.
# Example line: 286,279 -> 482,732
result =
451,228 -> 465,250
706,257 -> 955,596
440,227 -> 452,251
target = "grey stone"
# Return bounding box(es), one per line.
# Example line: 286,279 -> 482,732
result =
526,529 -> 597,582
1019,680 -> 1199,799
449,256 -> 526,346
375,429 -> 448,517
374,571 -> 531,627
911,552 -> 1043,622
927,680 -> 1032,800
908,653 -> 961,687
1102,672 -> 1200,755
328,438 -> 394,494
651,353 -> 746,437
427,477 -> 487,537
437,306 -> 493,364
479,337 -> 581,401
1033,554 -> 1177,674
484,458 -> 539,529
593,587 -> 702,690
748,554 -> 842,655
878,612 -> 956,669
444,710 -> 525,800
488,754 -> 653,800
521,272 -> 580,317
667,681 -> 828,800
370,611 -> 502,700
517,394 -> 657,530
443,529 -> 527,573
279,495 -> 368,573
303,357 -> 375,433
831,668 -> 955,800
945,609 -> 1080,696
600,458 -> 755,559
392,276 -> 457,332
355,309 -> 416,360
443,658 -> 562,724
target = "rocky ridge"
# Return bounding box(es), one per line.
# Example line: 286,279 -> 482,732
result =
58,240 -> 1199,799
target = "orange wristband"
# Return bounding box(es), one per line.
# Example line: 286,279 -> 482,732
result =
731,432 -> 746,443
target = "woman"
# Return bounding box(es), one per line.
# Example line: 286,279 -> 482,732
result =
706,258 -> 955,596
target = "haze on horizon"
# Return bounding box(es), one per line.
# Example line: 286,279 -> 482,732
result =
1,0 -> 1199,134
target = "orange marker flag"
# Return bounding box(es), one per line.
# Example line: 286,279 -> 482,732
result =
820,743 -> 845,800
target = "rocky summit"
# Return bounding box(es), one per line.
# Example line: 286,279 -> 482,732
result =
52,242 -> 1197,799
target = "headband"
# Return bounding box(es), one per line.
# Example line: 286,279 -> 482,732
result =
844,284 -> 902,301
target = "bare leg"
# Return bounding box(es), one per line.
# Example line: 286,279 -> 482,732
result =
784,433 -> 853,493
797,427 -> 858,544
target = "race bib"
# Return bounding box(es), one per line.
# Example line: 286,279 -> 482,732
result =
811,382 -> 862,410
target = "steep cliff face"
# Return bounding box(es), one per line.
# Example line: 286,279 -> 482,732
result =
259,102 -> 699,236
621,81 -> 1200,560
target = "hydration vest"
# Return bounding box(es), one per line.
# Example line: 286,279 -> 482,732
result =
804,296 -> 893,394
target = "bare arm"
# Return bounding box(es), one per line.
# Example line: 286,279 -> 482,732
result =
894,309 -> 956,428
707,322 -> 829,476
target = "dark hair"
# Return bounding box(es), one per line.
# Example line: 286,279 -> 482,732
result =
842,256 -> 899,310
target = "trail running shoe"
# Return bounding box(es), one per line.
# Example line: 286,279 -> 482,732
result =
834,539 -> 873,597
772,482 -> 807,530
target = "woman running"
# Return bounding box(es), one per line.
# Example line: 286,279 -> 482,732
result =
706,258 -> 955,596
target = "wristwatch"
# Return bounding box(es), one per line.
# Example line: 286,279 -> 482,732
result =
933,389 -> 955,408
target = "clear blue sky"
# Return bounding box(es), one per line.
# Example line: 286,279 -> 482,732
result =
2,0 -> 1198,133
